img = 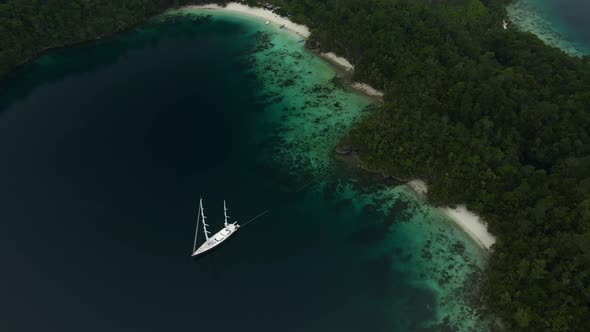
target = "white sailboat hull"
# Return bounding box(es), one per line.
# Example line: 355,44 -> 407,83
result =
192,223 -> 239,256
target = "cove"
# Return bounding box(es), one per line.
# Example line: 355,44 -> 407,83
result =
0,9 -> 490,332
508,0 -> 590,57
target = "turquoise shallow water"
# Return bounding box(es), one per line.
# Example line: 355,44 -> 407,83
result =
508,0 -> 590,57
0,9 -> 490,331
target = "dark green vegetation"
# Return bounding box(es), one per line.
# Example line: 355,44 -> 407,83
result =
259,0 -> 590,330
1,0 -> 589,330
271,0 -> 590,330
0,0 -> 229,77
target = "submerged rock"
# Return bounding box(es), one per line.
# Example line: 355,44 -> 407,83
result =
335,144 -> 353,155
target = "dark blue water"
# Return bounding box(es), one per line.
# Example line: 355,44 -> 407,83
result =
546,0 -> 590,48
508,0 -> 590,56
0,16 -> 280,331
0,12 -> 489,332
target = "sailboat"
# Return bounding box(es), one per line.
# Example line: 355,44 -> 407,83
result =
191,198 -> 240,256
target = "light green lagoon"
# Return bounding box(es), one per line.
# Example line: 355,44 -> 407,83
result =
173,9 -> 493,331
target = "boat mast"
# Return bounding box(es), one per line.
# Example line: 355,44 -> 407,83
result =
201,198 -> 210,240
223,200 -> 230,226
192,199 -> 201,254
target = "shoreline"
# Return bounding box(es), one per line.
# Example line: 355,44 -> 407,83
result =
320,52 -> 354,71
184,2 -> 384,99
185,3 -> 311,37
506,0 -> 589,58
440,205 -> 496,252
406,180 -> 496,252
185,3 -> 494,252
319,53 -> 384,98
336,153 -> 496,252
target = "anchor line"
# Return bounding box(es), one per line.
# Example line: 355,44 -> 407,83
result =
240,209 -> 270,227
294,168 -> 329,193
240,169 -> 328,227
198,168 -> 328,231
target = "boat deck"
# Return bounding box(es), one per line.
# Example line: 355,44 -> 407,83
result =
193,223 -> 238,256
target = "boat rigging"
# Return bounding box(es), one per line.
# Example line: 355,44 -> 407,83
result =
191,198 -> 240,256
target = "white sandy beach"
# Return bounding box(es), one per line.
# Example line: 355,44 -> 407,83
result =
406,179 -> 496,252
407,179 -> 428,198
441,205 -> 496,251
186,3 -> 384,99
351,83 -> 385,98
187,3 -> 310,37
320,52 -> 354,71
318,53 -> 385,98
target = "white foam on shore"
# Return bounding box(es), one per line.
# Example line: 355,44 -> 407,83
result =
186,3 -> 383,99
405,179 -> 496,252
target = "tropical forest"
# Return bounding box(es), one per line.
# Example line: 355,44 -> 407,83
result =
1,0 -> 589,330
